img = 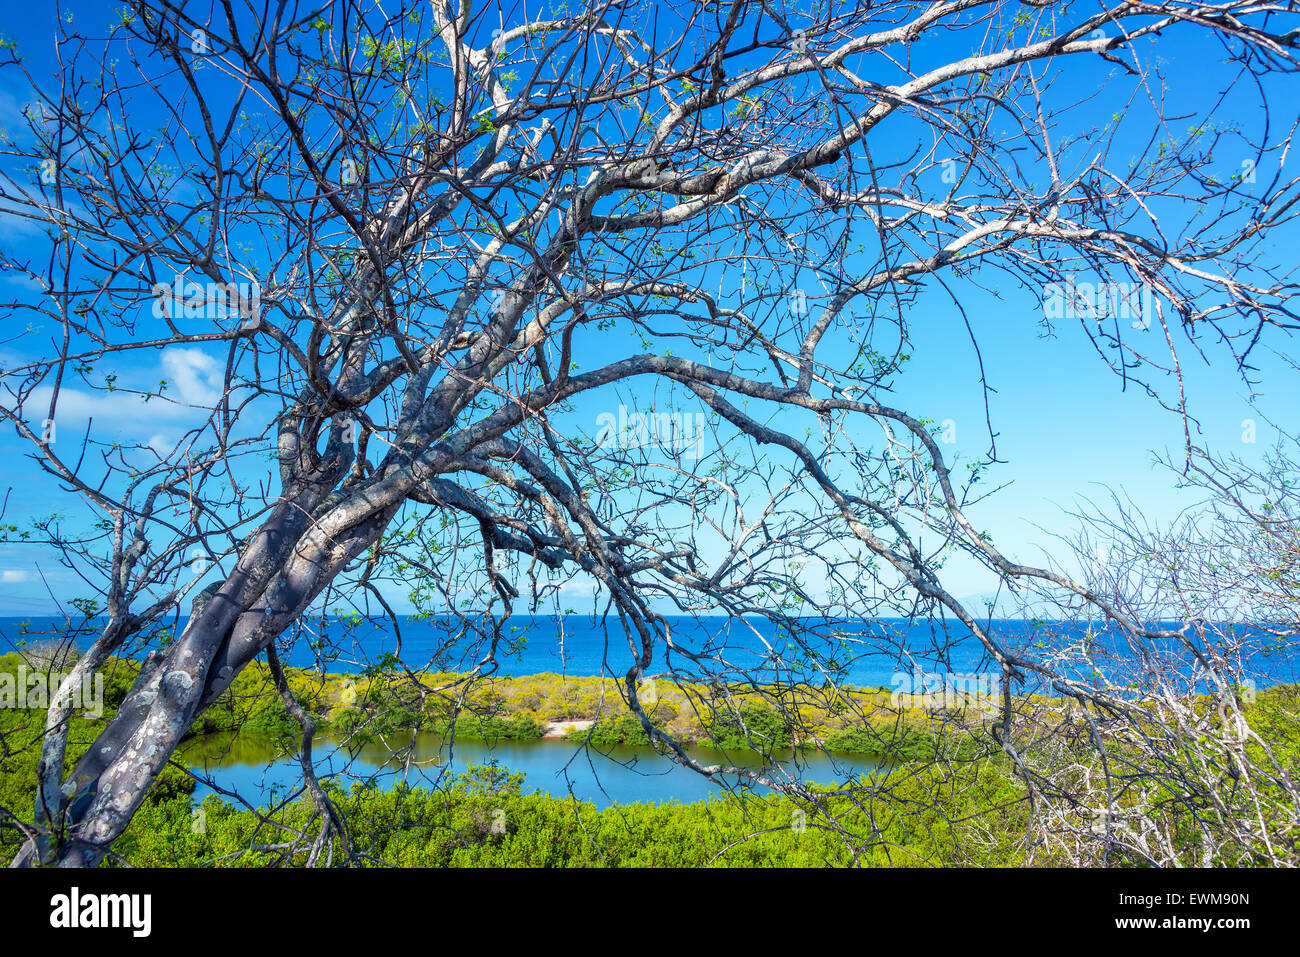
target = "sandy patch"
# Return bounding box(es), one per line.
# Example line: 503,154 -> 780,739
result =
543,718 -> 595,738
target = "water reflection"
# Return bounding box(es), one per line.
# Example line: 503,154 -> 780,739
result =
177,730 -> 875,808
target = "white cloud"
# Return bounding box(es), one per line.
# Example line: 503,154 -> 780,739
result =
19,347 -> 228,438
161,348 -> 223,405
556,579 -> 600,597
147,433 -> 174,457
0,269 -> 46,290
0,199 -> 63,245
1,569 -> 31,583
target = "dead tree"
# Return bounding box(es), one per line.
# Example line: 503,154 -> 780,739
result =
0,0 -> 1297,866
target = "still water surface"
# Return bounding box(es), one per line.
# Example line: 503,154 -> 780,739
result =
178,730 -> 875,808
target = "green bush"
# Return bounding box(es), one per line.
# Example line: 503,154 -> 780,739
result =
242,701 -> 302,742
107,758 -> 1035,868
452,713 -> 543,742
707,703 -> 790,751
572,713 -> 654,747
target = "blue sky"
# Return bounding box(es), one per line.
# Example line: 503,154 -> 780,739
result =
0,2 -> 1296,617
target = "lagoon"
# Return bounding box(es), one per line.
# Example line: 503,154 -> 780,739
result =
177,730 -> 876,808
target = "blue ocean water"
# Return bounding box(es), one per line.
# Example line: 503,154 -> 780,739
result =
2,613 -> 1296,691
6,613 -> 1295,808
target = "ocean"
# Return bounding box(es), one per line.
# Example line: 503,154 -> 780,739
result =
2,613 -> 1295,692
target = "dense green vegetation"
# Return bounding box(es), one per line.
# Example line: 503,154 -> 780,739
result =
0,646 -> 1004,866
112,761 -> 1033,867
2,648 -> 1297,866
0,645 -> 985,752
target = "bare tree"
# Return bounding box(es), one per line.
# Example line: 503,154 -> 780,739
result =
985,434 -> 1300,867
1,0 -> 1298,867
